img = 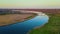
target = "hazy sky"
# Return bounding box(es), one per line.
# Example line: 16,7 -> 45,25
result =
0,0 -> 60,9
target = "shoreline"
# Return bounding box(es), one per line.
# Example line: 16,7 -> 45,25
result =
29,13 -> 60,34
27,13 -> 49,34
0,13 -> 37,26
0,10 -> 48,26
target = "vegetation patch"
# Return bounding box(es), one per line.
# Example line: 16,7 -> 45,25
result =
29,13 -> 60,34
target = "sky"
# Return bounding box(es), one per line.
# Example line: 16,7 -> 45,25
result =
0,0 -> 60,9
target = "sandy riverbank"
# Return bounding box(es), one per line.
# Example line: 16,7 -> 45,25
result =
0,13 -> 36,26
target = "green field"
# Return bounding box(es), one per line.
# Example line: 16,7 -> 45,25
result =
29,13 -> 60,34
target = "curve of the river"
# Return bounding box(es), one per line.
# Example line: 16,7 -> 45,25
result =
0,11 -> 49,34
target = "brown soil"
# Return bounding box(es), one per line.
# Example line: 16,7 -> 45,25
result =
0,13 -> 36,26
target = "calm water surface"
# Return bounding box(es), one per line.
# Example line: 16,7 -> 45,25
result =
0,15 -> 49,34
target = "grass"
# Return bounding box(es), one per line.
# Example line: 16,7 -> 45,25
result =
29,13 -> 60,34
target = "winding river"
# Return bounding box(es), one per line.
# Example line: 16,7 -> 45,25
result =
0,11 -> 49,34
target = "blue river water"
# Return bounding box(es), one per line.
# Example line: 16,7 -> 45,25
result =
0,15 -> 49,34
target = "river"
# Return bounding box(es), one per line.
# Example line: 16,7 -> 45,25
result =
0,12 -> 49,34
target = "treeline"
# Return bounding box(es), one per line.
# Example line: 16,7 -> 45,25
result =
0,9 -> 21,15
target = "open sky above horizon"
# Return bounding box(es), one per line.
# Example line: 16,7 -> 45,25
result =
0,0 -> 60,9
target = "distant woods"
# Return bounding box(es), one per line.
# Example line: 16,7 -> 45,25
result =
0,9 -> 21,15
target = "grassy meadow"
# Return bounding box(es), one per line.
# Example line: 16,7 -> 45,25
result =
29,13 -> 60,34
